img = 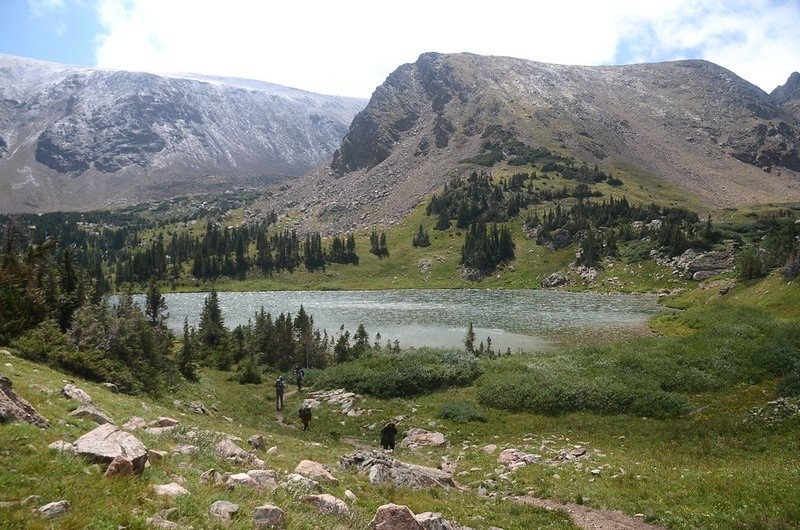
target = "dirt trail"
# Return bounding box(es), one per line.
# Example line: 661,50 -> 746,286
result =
274,388 -> 298,423
514,496 -> 666,530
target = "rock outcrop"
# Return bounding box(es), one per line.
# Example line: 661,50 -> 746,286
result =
74,423 -> 148,473
0,375 -> 49,427
340,451 -> 456,489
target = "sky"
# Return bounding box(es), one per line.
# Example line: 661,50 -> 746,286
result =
0,0 -> 799,98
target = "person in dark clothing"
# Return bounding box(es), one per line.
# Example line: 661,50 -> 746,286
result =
275,376 -> 285,411
295,367 -> 305,392
380,422 -> 398,450
299,404 -> 312,431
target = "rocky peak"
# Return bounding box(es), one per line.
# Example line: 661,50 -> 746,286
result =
771,72 -> 800,105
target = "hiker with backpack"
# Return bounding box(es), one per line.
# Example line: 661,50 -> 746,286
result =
275,376 -> 285,411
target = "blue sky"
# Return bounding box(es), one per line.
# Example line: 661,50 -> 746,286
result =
1,0 -> 798,98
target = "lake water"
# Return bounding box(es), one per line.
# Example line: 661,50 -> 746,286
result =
137,289 -> 661,353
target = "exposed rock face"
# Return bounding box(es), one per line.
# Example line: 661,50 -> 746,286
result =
398,428 -> 448,450
340,450 -> 456,489
0,375 -> 49,427
772,72 -> 800,119
73,424 -> 148,473
0,53 -> 366,213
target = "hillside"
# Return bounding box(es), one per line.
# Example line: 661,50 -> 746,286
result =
263,53 -> 800,233
0,54 -> 366,213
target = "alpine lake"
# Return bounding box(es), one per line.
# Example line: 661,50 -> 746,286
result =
135,289 -> 663,353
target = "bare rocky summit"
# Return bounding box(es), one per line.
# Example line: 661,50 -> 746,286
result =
265,53 -> 800,234
0,54 -> 366,212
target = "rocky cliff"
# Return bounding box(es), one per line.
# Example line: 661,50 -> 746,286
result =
0,55 -> 366,212
266,53 -> 800,233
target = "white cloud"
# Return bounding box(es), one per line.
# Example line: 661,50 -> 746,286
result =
92,0 -> 800,97
28,0 -> 66,17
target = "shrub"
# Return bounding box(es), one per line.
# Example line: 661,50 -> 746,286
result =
777,364 -> 800,397
310,349 -> 482,398
620,239 -> 654,263
437,400 -> 487,423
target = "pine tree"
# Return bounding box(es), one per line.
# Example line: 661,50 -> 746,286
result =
179,317 -> 198,381
145,279 -> 169,328
465,322 -> 475,353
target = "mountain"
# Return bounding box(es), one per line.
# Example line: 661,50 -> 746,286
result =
0,54 -> 366,212
265,53 -> 800,233
772,71 -> 800,120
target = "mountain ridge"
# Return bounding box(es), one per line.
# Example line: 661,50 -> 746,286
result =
263,52 -> 800,233
0,54 -> 366,212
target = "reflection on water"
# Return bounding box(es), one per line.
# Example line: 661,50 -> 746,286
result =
134,289 -> 661,353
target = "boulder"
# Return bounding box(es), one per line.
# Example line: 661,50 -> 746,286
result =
248,434 -> 265,450
143,426 -> 178,437
248,469 -> 278,489
226,472 -> 260,490
171,444 -> 199,455
38,500 -> 70,519
399,428 -> 447,450
216,438 -> 249,460
151,417 -> 180,428
482,444 -> 498,454
294,459 -> 338,485
69,404 -> 113,425
415,512 -> 471,530
153,482 -> 189,497
48,440 -> 76,454
497,448 -> 539,468
253,504 -> 285,529
104,456 -> 135,478
541,272 -> 568,288
187,401 -> 210,415
267,446 -> 278,455
147,449 -> 167,462
370,503 -> 424,530
74,424 -> 148,473
210,500 -> 239,522
0,375 -> 49,427
341,451 -> 456,489
62,383 -> 93,404
303,493 -> 350,517
283,473 -> 322,492
344,489 -> 357,502
122,416 -> 148,430
200,469 -> 227,485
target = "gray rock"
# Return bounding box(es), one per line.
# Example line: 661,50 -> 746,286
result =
48,440 -> 76,454
369,503 -> 424,530
283,473 -> 322,492
153,482 -> 189,497
541,272 -> 568,288
416,512 -> 472,530
69,403 -> 113,425
171,444 -> 199,455
37,500 -> 70,519
341,451 -> 456,489
146,516 -> 178,529
248,469 -> 278,489
210,500 -> 239,521
151,417 -> 180,428
294,459 -> 338,484
188,401 -> 210,415
74,423 -> 148,473
122,416 -> 148,430
226,472 -> 260,490
248,434 -> 265,450
200,468 -> 227,484
304,493 -> 350,517
399,428 -> 447,450
104,455 -> 135,477
0,375 -> 49,427
497,448 -> 540,468
253,504 -> 285,529
147,449 -> 167,462
62,383 -> 92,404
101,382 -> 119,393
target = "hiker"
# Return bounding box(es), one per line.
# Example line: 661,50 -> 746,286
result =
299,404 -> 312,431
295,367 -> 305,392
380,422 -> 398,450
275,376 -> 285,411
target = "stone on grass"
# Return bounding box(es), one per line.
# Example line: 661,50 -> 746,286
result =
369,503 -> 424,530
216,438 -> 250,461
283,473 -> 322,493
171,444 -> 199,455
226,472 -> 260,490
253,504 -> 285,529
104,455 -> 135,477
304,493 -> 350,517
48,440 -> 76,454
210,500 -> 239,521
69,404 -> 113,424
344,489 -> 357,502
147,449 -> 167,462
200,469 -> 227,485
74,423 -> 148,473
38,500 -> 70,519
146,516 -> 178,529
294,459 -> 338,484
248,434 -> 265,450
153,482 -> 189,497
151,417 -> 180,428
0,375 -> 49,427
415,511 -> 471,530
122,416 -> 148,430
482,444 -> 498,454
62,383 -> 92,404
188,401 -> 210,415
497,448 -> 539,468
399,428 -> 447,450
341,451 -> 456,489
101,382 -> 119,393
248,469 -> 278,489
267,446 -> 278,455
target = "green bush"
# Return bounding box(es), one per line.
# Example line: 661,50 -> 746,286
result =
309,349 -> 482,398
436,400 -> 487,423
620,239 -> 655,263
777,364 -> 800,397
